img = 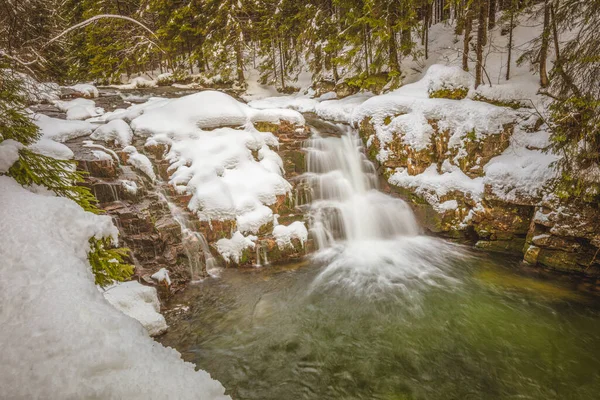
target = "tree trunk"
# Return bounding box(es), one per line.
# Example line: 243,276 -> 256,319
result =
475,0 -> 488,88
488,0 -> 497,29
539,0 -> 550,88
462,5 -> 474,71
506,5 -> 514,80
278,39 -> 285,89
388,17 -> 400,75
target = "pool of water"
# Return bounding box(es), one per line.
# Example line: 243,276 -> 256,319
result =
159,245 -> 600,400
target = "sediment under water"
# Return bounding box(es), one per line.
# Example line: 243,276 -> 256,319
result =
159,126 -> 600,400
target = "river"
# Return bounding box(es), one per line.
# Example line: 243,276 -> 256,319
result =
159,122 -> 600,400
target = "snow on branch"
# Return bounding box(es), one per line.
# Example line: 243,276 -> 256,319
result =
45,14 -> 164,52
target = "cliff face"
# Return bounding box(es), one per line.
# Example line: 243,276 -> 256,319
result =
358,103 -> 600,277
347,63 -> 599,277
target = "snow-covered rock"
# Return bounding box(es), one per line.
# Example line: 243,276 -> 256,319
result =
67,83 -> 99,98
91,119 -> 133,146
54,98 -> 104,120
273,221 -> 308,250
33,114 -> 94,142
216,231 -> 257,264
0,139 -> 24,173
123,145 -> 156,181
102,281 -> 168,336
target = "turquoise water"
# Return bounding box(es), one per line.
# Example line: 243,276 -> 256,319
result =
159,247 -> 600,400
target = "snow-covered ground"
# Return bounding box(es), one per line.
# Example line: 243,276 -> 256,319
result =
0,176 -> 230,399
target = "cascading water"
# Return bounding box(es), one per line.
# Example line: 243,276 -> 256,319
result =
301,126 -> 464,296
157,189 -> 219,281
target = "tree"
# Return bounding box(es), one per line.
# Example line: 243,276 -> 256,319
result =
475,0 -> 488,87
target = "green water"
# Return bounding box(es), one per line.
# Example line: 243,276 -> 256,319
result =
160,247 -> 600,400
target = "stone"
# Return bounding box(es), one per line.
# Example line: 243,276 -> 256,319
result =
523,245 -> 541,264
334,82 -> 356,99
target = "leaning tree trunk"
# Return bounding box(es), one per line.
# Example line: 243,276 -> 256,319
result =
475,0 -> 488,88
539,0 -> 550,88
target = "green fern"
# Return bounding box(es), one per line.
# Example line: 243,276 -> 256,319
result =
8,148 -> 99,213
88,237 -> 134,288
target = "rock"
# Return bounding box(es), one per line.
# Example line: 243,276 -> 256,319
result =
334,82 -> 356,99
313,80 -> 336,97
523,245 -> 540,264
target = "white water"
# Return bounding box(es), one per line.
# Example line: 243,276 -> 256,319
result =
158,190 -> 219,281
302,127 -> 465,296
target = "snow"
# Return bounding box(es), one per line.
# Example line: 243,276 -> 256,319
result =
131,90 -> 304,136
483,146 -> 559,203
33,114 -> 94,142
54,98 -> 104,120
0,176 -> 229,399
151,268 -> 171,286
272,221 -> 308,250
426,64 -> 473,95
248,93 -> 319,113
389,161 -> 485,211
91,119 -> 133,147
127,91 -> 296,235
28,138 -> 74,160
102,281 -> 168,336
165,127 -> 291,229
5,69 -> 60,103
112,76 -> 158,89
0,139 -> 23,173
92,150 -> 113,161
121,179 -> 138,194
123,146 -> 156,181
67,83 -> 99,98
315,93 -> 374,123
216,231 -> 257,264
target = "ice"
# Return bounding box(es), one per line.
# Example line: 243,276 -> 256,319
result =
0,176 -> 229,399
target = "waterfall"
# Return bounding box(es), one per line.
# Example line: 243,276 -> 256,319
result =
303,129 -> 420,247
301,126 -> 463,296
157,189 -> 218,281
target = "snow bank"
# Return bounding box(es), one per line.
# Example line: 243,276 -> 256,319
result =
102,281 -> 167,336
0,176 -> 229,399
272,221 -> 308,250
123,146 -> 156,181
113,76 -> 158,90
216,231 -> 257,263
91,119 -> 133,146
33,114 -> 94,142
0,139 -> 23,172
54,98 -> 104,120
